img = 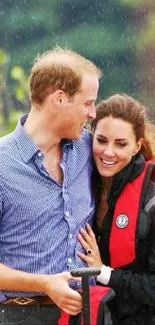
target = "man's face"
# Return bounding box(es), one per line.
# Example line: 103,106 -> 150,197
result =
61,74 -> 99,139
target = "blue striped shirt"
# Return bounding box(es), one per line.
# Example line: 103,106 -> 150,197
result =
0,115 -> 95,301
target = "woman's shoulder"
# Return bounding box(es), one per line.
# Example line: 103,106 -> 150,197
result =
144,181 -> 155,213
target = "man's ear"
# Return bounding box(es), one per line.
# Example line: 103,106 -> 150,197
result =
53,90 -> 67,107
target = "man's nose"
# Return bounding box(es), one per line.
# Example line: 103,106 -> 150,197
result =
88,104 -> 96,119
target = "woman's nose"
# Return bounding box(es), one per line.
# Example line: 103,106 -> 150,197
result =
104,146 -> 115,156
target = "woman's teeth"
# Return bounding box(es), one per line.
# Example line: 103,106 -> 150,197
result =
101,159 -> 116,165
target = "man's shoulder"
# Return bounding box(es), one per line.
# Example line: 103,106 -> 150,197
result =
144,181 -> 155,215
74,129 -> 92,147
0,132 -> 16,165
0,132 -> 15,150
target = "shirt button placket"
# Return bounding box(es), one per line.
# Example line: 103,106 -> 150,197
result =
65,211 -> 70,217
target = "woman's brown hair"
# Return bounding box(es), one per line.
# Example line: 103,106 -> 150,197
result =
91,94 -> 155,160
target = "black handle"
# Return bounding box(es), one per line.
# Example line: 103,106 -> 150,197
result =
71,266 -> 101,277
71,267 -> 101,325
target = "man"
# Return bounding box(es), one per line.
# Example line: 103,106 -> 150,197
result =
0,47 -> 101,324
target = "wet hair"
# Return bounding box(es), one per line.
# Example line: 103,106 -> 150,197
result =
91,94 -> 155,160
30,46 -> 101,105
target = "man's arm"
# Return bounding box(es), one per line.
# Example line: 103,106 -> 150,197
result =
0,263 -> 82,315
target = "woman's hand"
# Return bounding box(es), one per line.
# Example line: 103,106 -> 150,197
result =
77,223 -> 103,268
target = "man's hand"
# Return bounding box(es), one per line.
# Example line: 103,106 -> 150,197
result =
0,263 -> 81,315
42,272 -> 82,315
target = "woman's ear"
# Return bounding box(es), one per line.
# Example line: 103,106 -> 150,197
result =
133,138 -> 143,156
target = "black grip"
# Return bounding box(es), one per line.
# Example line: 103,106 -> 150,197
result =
71,266 -> 101,277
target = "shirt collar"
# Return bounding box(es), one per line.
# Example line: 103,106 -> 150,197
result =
13,114 -> 73,163
61,138 -> 73,149
13,114 -> 40,163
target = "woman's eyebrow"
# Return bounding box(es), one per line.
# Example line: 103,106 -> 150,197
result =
115,138 -> 128,141
96,133 -> 129,140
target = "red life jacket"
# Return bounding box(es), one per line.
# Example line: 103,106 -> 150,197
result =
109,160 -> 155,268
59,160 -> 155,324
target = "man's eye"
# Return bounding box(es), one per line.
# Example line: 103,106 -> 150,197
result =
85,102 -> 93,107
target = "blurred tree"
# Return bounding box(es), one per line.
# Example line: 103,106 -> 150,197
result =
11,65 -> 29,111
0,49 -> 27,136
0,0 -> 154,128
118,0 -> 155,119
0,49 -> 11,131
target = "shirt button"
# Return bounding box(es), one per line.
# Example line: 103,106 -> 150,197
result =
68,258 -> 72,263
69,234 -> 73,239
38,152 -> 42,157
65,211 -> 70,217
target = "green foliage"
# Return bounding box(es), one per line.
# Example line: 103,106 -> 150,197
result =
11,66 -> 29,106
0,0 -> 155,133
118,0 -> 146,7
138,15 -> 155,49
0,110 -> 22,137
0,50 -> 9,64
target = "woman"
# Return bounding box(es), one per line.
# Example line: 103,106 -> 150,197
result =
77,94 -> 155,325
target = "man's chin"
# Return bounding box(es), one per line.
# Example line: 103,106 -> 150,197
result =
72,129 -> 84,140
72,134 -> 81,140
67,128 -> 84,140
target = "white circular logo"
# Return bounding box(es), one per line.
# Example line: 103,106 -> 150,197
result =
116,214 -> 129,229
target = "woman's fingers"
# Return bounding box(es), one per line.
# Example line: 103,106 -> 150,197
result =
77,233 -> 89,251
79,228 -> 94,247
77,224 -> 103,267
85,223 -> 96,238
78,225 -> 99,252
76,250 -> 97,267
77,251 -> 88,263
77,250 -> 102,268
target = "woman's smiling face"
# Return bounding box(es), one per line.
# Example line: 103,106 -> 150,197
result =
93,116 -> 142,178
